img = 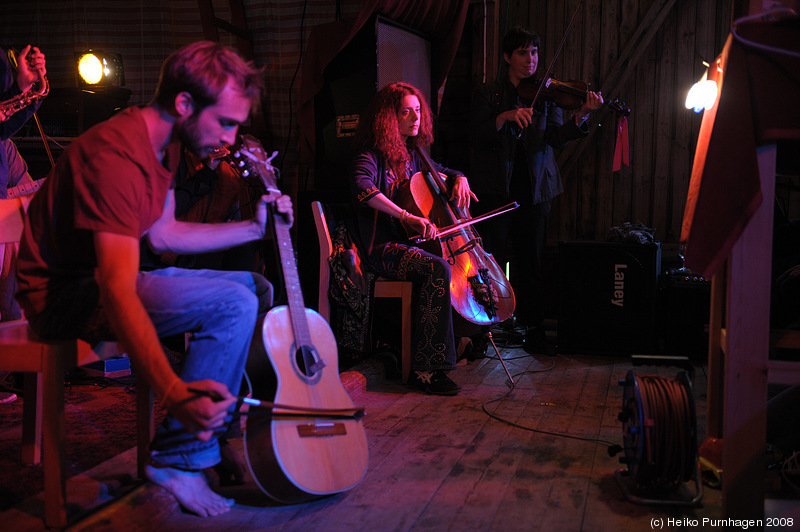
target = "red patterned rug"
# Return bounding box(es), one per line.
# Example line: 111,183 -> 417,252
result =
0,370 -> 165,510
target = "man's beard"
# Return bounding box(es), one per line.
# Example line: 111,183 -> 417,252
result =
177,114 -> 215,158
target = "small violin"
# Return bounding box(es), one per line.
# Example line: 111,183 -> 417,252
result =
517,76 -> 631,117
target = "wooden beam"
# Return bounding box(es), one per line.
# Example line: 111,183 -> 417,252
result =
226,0 -> 254,59
558,0 -> 678,175
598,0 -> 678,100
470,0 -> 499,87
196,0 -> 253,59
197,0 -> 219,42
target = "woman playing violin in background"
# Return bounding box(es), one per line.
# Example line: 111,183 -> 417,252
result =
348,82 -> 477,396
470,26 -> 603,355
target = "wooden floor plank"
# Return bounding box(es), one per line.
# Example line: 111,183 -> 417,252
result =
2,346 -> 748,532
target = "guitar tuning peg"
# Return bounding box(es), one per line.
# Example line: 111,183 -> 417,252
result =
237,160 -> 245,168
242,169 -> 250,177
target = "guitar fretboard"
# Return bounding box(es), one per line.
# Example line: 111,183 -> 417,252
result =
273,216 -> 312,345
7,178 -> 44,199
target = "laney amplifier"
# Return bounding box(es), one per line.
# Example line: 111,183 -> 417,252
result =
558,241 -> 661,355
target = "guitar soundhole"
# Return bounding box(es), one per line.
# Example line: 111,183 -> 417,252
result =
294,345 -> 324,382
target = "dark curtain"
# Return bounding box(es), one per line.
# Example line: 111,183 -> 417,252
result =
296,0 -> 470,162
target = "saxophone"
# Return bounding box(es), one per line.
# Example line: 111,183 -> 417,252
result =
1,51 -> 49,119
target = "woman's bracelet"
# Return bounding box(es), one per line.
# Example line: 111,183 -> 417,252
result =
400,209 -> 410,223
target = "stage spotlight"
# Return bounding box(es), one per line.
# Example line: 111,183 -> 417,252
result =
77,51 -> 125,87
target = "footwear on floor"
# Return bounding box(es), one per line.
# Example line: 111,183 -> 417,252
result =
456,337 -> 473,361
522,327 -> 557,356
409,370 -> 461,396
468,334 -> 488,359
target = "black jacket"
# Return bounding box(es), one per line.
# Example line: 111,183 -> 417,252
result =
470,77 -> 588,204
348,147 -> 463,257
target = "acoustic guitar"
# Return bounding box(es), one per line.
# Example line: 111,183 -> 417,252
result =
233,135 -> 368,503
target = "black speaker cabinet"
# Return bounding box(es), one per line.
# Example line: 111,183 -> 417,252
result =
313,15 -> 432,195
658,269 -> 710,359
558,241 -> 661,355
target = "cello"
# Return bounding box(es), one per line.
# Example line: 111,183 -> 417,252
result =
402,147 -> 516,326
229,135 -> 368,503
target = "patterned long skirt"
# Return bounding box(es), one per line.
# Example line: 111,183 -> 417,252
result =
368,242 -> 456,371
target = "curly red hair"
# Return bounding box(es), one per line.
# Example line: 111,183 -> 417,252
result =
355,82 -> 434,178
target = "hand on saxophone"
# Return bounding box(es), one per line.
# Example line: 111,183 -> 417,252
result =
16,45 -> 46,94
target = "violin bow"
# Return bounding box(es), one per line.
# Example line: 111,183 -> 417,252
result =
188,388 -> 366,420
411,201 -> 519,243
517,0 -> 584,139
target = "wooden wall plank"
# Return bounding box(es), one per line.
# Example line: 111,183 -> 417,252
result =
591,0 -> 617,240
610,0 -> 639,232
1,0 -> 734,248
490,0 -> 731,245
670,4 -> 701,244
630,46 -> 654,229
574,0 -> 596,239
651,8 -> 677,241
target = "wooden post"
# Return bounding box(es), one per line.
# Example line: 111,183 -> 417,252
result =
719,144 -> 775,520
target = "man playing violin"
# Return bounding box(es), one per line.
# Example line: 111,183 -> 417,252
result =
348,82 -> 476,395
470,26 -> 603,354
16,41 -> 293,517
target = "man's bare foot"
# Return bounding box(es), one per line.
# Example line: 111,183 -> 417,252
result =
145,463 -> 234,517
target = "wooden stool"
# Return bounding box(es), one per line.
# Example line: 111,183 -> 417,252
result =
0,319 -> 152,529
373,279 -> 413,383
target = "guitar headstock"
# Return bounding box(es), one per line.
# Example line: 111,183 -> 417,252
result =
227,134 -> 281,195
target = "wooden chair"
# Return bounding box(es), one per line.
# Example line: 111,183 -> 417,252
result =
1,196 -> 153,529
0,321 -> 154,528
311,201 -> 413,383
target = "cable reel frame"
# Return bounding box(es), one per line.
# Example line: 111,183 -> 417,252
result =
615,370 -> 703,506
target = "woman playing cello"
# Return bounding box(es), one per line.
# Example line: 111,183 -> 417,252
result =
348,82 -> 477,396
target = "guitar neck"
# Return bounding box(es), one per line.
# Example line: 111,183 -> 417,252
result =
273,215 -> 312,343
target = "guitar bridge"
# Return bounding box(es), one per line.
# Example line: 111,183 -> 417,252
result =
297,422 -> 347,437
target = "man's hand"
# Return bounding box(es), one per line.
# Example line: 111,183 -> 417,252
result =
255,193 -> 294,235
274,193 -> 294,226
164,379 -> 238,442
16,45 -> 46,93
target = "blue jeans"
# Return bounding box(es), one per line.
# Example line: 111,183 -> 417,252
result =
140,268 -> 258,470
25,267 -> 261,470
